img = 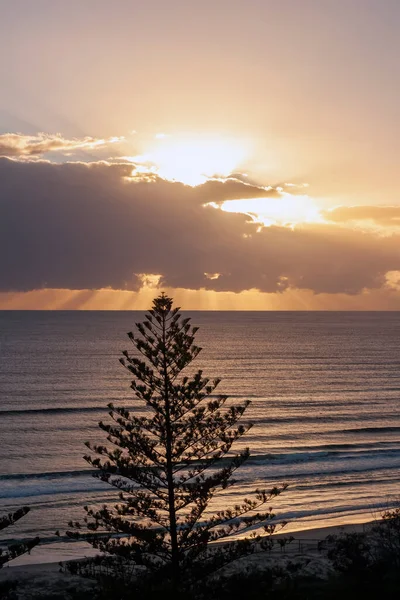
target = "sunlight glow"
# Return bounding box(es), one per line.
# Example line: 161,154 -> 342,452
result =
220,193 -> 323,227
3,284 -> 394,310
385,270 -> 400,291
135,273 -> 162,288
126,135 -> 249,186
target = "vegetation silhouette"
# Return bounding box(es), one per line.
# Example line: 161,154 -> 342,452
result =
66,293 -> 287,594
325,506 -> 400,576
65,510 -> 400,600
0,506 -> 39,598
0,507 -> 39,568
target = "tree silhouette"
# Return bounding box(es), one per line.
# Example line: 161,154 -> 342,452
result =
0,507 -> 39,567
68,293 -> 287,591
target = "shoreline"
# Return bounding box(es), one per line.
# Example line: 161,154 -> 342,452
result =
2,518 -> 372,570
0,518 -> 378,599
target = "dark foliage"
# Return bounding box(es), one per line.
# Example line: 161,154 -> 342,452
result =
319,509 -> 400,600
326,508 -> 400,575
0,507 -> 39,568
0,506 -> 40,599
66,293 -> 287,592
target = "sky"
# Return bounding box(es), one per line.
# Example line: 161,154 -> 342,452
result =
1,0 -> 400,309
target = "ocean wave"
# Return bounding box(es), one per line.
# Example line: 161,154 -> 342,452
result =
249,447 -> 400,465
344,426 -> 400,434
294,473 -> 400,490
2,445 -> 399,487
269,462 -> 400,482
257,414 -> 400,424
1,406 -> 399,429
0,406 -> 104,416
0,469 -> 95,482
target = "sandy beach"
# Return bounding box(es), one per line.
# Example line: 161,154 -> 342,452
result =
0,521 -> 370,598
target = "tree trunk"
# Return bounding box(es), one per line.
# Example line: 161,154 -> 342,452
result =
162,312 -> 179,586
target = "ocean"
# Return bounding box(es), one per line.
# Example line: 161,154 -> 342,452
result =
1,311 -> 400,558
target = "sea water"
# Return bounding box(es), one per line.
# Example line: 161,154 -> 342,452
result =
1,311 -> 399,557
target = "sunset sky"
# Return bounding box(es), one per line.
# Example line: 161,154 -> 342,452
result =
1,0 -> 400,309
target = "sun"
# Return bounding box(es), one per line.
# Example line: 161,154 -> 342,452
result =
126,134 -> 249,186
123,133 -> 322,226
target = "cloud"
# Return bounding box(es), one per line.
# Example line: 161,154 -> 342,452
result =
1,157 -> 400,296
323,205 -> 400,227
0,133 -> 123,158
194,178 -> 278,203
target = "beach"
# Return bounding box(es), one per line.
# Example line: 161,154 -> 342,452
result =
0,521 -> 371,598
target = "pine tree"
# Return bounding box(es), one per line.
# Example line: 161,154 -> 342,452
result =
68,293 -> 287,591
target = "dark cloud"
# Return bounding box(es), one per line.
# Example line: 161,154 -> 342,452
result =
323,205 -> 400,227
193,178 -> 278,203
1,158 -> 400,295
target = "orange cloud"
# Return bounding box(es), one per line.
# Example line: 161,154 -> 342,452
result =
323,205 -> 400,227
0,132 -> 123,158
